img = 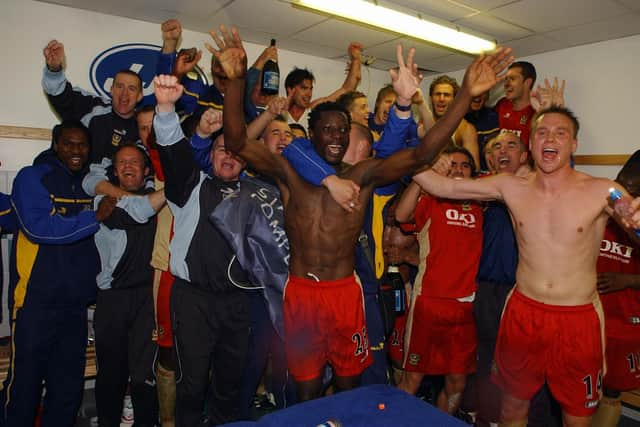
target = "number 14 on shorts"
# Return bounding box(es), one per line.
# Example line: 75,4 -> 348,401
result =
626,352 -> 640,372
582,369 -> 603,402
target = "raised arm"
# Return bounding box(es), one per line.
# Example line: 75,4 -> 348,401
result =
159,19 -> 202,77
245,42 -> 279,112
363,46 -> 513,187
414,47 -> 512,165
211,25 -> 289,183
161,19 -> 181,54
43,39 -> 64,72
395,181 -> 422,223
174,48 -> 202,81
153,75 -> 203,207
278,44 -> 417,189
246,95 -> 289,140
309,42 -> 363,108
42,40 -> 110,122
188,108 -> 223,174
458,120 -> 480,170
412,89 -> 435,138
371,103 -> 414,158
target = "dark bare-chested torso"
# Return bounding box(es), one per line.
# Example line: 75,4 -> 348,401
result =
280,160 -> 381,281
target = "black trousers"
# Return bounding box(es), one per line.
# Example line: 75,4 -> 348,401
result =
171,279 -> 249,427
0,305 -> 87,427
94,287 -> 158,427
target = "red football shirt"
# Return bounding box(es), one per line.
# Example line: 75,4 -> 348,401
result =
495,97 -> 535,148
597,219 -> 640,324
414,194 -> 483,299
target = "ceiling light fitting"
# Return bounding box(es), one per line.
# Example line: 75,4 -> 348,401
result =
293,0 -> 496,55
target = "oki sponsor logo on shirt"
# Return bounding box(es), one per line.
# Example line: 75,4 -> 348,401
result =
599,239 -> 634,264
89,43 -> 207,105
445,209 -> 477,228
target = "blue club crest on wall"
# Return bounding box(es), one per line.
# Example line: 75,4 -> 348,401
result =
89,43 -> 208,106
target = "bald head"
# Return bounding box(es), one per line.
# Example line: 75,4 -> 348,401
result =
343,122 -> 373,165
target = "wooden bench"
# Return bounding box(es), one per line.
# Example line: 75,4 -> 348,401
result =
622,389 -> 640,408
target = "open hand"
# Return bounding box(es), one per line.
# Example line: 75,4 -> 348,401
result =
462,47 -> 514,97
205,25 -> 247,80
531,77 -> 566,111
389,45 -> 422,103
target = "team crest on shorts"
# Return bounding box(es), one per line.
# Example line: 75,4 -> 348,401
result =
408,353 -> 421,366
585,399 -> 599,409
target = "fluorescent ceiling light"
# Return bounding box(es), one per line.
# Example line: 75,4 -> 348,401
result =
293,0 -> 496,54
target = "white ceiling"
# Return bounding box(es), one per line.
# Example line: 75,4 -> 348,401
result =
37,0 -> 640,75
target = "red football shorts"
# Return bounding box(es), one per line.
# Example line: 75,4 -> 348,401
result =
492,289 -> 605,417
155,268 -> 175,348
283,274 -> 373,381
403,296 -> 477,375
388,310 -> 408,364
600,289 -> 640,391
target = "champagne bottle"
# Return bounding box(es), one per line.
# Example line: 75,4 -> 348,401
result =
261,39 -> 279,95
384,264 -> 406,314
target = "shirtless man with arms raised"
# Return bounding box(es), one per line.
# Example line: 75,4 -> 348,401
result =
412,106 -> 640,427
187,25 -> 512,402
